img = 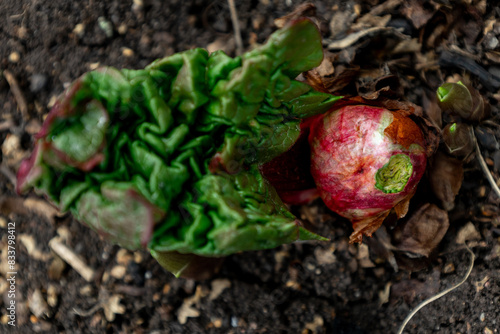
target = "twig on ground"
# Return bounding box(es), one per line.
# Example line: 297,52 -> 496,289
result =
0,120 -> 15,132
73,301 -> 104,317
227,0 -> 243,55
49,237 -> 96,282
397,246 -> 475,334
472,127 -> 500,198
0,164 -> 17,187
3,70 -> 29,121
327,27 -> 409,50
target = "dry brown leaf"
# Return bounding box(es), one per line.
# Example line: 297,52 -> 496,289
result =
390,270 -> 440,305
274,3 -> 317,28
401,0 -> 436,29
428,152 -> 464,211
422,88 -> 443,129
393,203 -> 449,257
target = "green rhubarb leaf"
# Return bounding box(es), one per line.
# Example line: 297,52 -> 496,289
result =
50,100 -> 109,164
18,19 -> 339,267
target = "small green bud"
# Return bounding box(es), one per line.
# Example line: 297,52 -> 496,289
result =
375,154 -> 413,194
442,123 -> 473,158
436,82 -> 490,122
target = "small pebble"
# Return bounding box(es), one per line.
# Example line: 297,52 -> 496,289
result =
16,26 -> 28,39
480,312 -> 485,321
9,52 -> 20,63
30,74 -> 48,93
88,62 -> 100,70
0,217 -> 6,228
443,262 -> 455,274
133,252 -> 143,263
47,284 -> 58,307
122,47 -> 134,57
79,285 -> 93,296
25,119 -> 42,135
117,24 -> 128,35
97,17 -> 113,38
116,249 -> 133,265
47,95 -> 57,109
110,265 -> 127,279
48,256 -> 66,280
478,185 -> 487,198
212,318 -> 222,328
2,134 -> 20,157
73,23 -> 85,37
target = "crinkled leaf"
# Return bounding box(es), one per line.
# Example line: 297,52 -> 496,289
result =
18,19 -> 338,263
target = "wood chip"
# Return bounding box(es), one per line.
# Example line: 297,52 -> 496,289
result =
18,234 -> 51,261
314,246 -> 337,265
47,284 -> 58,307
209,279 -> 231,301
304,315 -> 324,334
378,282 -> 392,306
23,198 -> 62,224
116,249 -> 133,265
357,243 -> 376,268
177,285 -> 206,324
28,289 -> 51,318
49,237 -> 95,282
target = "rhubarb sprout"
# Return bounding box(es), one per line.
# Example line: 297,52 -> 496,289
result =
17,19 -> 341,277
437,81 -> 489,122
442,122 -> 474,158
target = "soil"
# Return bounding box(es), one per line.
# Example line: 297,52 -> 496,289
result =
1,1 -> 499,333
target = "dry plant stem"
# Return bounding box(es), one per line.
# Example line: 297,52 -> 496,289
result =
472,127 -> 500,198
397,246 -> 475,334
49,237 -> 96,282
3,70 -> 29,121
227,0 -> 243,55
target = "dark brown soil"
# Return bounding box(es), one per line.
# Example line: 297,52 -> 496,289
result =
1,1 -> 499,334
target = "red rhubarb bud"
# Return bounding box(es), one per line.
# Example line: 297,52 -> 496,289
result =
309,105 -> 427,242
